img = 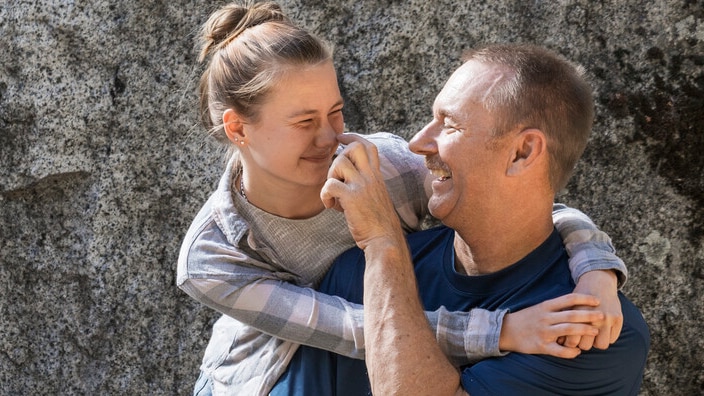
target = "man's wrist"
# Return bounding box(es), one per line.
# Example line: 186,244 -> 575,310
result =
363,235 -> 410,264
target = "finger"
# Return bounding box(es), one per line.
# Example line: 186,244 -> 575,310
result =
592,327 -> 611,350
577,335 -> 595,351
336,132 -> 369,145
610,319 -> 623,344
551,322 -> 599,338
542,293 -> 600,312
563,335 -> 581,348
558,322 -> 598,348
594,316 -> 624,350
327,152 -> 345,181
327,149 -> 365,186
556,336 -> 566,345
552,309 -> 605,324
320,178 -> 346,210
336,136 -> 380,172
543,343 -> 582,359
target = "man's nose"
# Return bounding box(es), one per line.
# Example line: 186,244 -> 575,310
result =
409,121 -> 439,155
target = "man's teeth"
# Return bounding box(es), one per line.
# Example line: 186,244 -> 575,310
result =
431,169 -> 451,180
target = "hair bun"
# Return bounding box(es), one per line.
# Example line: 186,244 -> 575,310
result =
198,2 -> 287,62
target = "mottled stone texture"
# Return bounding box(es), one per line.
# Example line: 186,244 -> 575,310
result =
0,0 -> 701,394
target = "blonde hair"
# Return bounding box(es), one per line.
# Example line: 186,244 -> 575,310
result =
462,44 -> 594,191
197,1 -> 333,145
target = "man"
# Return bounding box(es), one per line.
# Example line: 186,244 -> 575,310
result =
315,44 -> 650,395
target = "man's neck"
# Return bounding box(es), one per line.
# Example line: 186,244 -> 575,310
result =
452,205 -> 555,275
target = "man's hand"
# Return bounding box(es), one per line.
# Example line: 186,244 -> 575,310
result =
327,134 -> 464,395
321,134 -> 405,249
562,270 -> 623,350
500,293 -> 604,358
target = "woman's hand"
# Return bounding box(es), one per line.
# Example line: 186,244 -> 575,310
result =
499,293 -> 604,359
562,270 -> 623,350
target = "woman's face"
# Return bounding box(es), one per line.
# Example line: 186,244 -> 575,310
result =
242,60 -> 344,192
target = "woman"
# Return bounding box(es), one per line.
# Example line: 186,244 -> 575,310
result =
177,2 -> 626,395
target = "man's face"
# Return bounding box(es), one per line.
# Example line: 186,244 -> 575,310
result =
409,60 -> 512,228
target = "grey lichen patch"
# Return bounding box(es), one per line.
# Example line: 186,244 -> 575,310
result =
638,230 -> 672,268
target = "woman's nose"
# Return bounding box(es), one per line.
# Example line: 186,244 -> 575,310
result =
316,121 -> 339,147
317,114 -> 344,146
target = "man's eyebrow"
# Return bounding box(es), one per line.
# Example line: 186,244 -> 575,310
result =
437,109 -> 458,122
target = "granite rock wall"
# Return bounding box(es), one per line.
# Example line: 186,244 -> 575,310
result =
1,0 -> 702,394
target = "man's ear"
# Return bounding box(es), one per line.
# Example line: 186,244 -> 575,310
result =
506,128 -> 547,176
223,109 -> 246,145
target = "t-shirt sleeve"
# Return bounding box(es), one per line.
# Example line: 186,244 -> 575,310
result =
461,294 -> 650,396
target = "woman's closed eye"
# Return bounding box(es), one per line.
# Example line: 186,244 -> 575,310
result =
294,118 -> 317,129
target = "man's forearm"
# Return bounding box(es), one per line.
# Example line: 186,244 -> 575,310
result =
362,238 -> 463,395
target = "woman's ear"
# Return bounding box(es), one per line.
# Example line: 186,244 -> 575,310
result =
506,128 -> 547,176
223,109 -> 246,145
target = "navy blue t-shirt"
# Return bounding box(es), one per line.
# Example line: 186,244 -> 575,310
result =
272,226 -> 650,395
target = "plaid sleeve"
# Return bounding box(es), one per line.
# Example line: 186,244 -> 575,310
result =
428,307 -> 509,367
180,227 -> 508,364
364,132 -> 431,232
178,220 -> 368,358
552,203 -> 628,287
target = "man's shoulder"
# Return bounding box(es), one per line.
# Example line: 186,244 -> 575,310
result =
618,292 -> 651,354
460,293 -> 650,396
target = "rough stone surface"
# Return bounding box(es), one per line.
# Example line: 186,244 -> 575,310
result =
1,0 -> 702,394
